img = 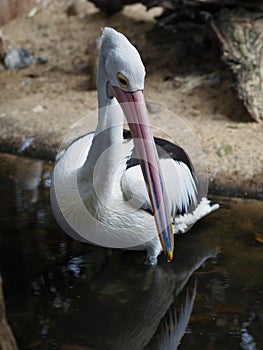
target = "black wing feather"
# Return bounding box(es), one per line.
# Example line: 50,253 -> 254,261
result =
123,129 -> 195,175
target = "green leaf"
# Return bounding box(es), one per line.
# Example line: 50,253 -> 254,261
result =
216,144 -> 232,157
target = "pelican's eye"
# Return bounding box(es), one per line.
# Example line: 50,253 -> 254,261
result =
117,73 -> 129,89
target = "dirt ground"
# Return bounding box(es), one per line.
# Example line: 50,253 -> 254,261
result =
0,0 -> 262,199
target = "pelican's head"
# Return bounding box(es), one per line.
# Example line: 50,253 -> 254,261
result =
98,27 -> 145,93
98,27 -> 174,262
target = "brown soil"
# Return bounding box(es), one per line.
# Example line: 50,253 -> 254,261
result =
0,0 -> 262,198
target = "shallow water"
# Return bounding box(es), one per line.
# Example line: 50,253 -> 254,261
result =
0,153 -> 263,350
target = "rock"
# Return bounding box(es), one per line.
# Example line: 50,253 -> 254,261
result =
27,7 -> 38,18
32,105 -> 44,113
4,48 -> 33,71
35,56 -> 48,65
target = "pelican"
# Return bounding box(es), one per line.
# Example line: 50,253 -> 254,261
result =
51,27 -> 219,265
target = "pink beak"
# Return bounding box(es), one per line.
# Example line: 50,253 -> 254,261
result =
113,86 -> 174,261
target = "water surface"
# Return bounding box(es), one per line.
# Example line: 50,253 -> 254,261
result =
0,153 -> 262,350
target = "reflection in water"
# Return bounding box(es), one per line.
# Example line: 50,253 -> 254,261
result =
0,153 -> 263,350
150,284 -> 197,350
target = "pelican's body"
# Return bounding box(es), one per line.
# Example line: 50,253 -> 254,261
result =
51,28 -> 219,265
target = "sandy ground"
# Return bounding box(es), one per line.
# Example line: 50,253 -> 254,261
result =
0,0 -> 262,199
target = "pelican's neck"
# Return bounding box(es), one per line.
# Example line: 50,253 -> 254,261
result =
78,55 -> 125,202
93,52 -> 124,137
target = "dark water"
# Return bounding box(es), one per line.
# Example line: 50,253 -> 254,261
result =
0,153 -> 263,350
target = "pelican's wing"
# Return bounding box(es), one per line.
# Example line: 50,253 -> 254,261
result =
173,197 -> 220,234
55,132 -> 95,163
122,132 -> 219,234
122,131 -> 198,217
121,163 -> 151,211
159,158 -> 197,217
122,158 -> 197,218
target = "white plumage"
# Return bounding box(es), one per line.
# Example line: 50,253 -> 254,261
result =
122,158 -> 198,216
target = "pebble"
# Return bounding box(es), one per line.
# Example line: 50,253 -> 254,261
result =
27,7 -> 38,18
4,48 -> 33,71
32,105 -> 44,113
36,57 -> 48,65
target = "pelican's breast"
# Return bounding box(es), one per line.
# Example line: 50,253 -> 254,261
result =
51,133 -> 157,249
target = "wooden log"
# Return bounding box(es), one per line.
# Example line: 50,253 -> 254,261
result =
0,275 -> 18,350
88,0 -> 138,14
143,0 -> 263,11
211,8 -> 263,122
152,3 -> 263,122
88,0 -> 263,13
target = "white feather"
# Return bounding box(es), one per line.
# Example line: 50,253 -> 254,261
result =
173,197 -> 220,234
160,159 -> 197,217
122,158 -> 197,218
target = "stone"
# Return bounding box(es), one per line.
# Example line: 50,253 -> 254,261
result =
4,48 -> 33,71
